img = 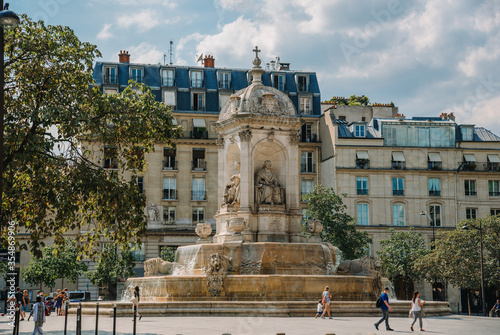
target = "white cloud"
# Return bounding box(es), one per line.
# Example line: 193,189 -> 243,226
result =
116,9 -> 160,32
127,42 -> 164,64
97,23 -> 113,40
93,0 -> 177,8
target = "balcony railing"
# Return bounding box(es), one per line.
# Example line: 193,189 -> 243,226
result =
130,75 -> 143,83
357,189 -> 369,195
428,162 -> 442,170
163,217 -> 176,225
191,130 -> 208,139
191,79 -> 203,88
103,74 -> 117,84
103,159 -> 118,169
489,191 -> 500,196
356,159 -> 370,169
465,190 -> 477,196
191,190 -> 207,201
273,82 -> 285,91
218,80 -> 231,89
162,77 -> 175,86
162,189 -> 177,200
393,190 -> 404,196
392,161 -> 406,170
298,83 -> 310,92
301,164 -> 315,173
192,159 -> 206,171
162,158 -> 178,170
458,162 -> 500,172
300,134 -> 318,143
429,190 -> 441,196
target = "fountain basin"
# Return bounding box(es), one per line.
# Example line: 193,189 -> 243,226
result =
125,274 -> 379,302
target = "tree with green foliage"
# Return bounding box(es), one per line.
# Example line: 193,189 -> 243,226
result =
160,246 -> 176,262
415,216 -> 500,309
86,246 -> 136,300
22,239 -> 87,290
323,95 -> 370,106
302,185 -> 372,260
377,228 -> 428,300
1,16 -> 181,257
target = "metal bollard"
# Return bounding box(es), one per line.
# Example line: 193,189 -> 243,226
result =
133,304 -> 137,335
64,302 -> 69,335
95,302 -> 99,335
113,304 -> 117,335
13,305 -> 20,335
76,302 -> 82,335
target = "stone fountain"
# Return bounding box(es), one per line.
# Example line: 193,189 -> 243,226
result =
123,47 -> 381,305
117,47 -> 450,316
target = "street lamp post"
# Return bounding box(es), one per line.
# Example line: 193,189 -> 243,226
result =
419,210 -> 435,246
0,2 -> 20,221
462,221 -> 487,317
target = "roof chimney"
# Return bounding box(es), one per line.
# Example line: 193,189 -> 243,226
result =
119,50 -> 130,63
203,55 -> 214,68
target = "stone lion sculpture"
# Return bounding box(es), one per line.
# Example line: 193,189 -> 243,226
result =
144,257 -> 175,276
205,253 -> 234,297
336,256 -> 381,277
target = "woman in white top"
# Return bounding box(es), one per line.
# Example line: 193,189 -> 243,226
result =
410,291 -> 426,331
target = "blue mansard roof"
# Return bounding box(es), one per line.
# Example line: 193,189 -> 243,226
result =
93,61 -> 322,116
335,116 -> 500,146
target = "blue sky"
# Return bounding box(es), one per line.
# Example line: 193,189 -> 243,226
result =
14,0 -> 500,135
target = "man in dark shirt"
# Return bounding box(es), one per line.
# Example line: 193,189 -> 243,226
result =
7,287 -> 25,320
374,287 -> 394,331
491,299 -> 500,317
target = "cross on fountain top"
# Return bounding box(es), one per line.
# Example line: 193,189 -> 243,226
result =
252,45 -> 262,70
253,46 -> 261,59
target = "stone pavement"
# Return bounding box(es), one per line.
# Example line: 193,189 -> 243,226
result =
0,314 -> 498,335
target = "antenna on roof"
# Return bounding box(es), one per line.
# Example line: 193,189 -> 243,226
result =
169,40 -> 174,65
196,53 -> 203,66
163,53 -> 167,66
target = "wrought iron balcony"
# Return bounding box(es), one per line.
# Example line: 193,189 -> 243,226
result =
162,189 -> 177,201
191,190 -> 207,201
162,158 -> 178,170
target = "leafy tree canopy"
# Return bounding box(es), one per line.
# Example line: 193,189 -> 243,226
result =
323,95 -> 370,106
415,216 -> 500,289
86,245 -> 136,288
302,185 -> 372,260
22,239 -> 87,290
377,228 -> 428,283
1,16 -> 181,257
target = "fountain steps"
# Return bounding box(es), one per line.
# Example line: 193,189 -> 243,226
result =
68,301 -> 451,317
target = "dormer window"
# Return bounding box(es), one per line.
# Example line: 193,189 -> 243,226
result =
300,97 -> 311,114
191,70 -> 203,88
461,126 -> 474,141
162,69 -> 174,86
351,124 -> 366,137
104,66 -> 117,84
218,71 -> 231,89
297,75 -> 309,92
272,73 -> 285,91
130,67 -> 143,83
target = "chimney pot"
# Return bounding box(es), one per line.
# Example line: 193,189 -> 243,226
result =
119,50 -> 130,63
203,55 -> 215,68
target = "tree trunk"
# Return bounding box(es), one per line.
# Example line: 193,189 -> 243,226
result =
467,290 -> 471,316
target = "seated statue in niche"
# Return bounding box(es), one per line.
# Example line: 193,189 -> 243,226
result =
223,161 -> 240,205
256,160 -> 283,205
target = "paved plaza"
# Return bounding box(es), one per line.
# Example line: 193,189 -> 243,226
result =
0,314 -> 498,335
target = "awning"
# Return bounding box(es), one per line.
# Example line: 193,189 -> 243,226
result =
487,154 -> 500,163
428,152 -> 442,162
172,118 -> 177,126
356,151 -> 370,160
392,152 -> 405,162
463,154 -> 476,162
193,118 -> 206,128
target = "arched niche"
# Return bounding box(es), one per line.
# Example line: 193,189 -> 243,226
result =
252,139 -> 287,187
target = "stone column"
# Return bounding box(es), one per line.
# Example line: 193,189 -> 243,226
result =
238,130 -> 252,212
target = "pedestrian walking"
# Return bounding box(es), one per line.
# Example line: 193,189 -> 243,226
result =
315,299 -> 323,319
410,291 -> 426,331
131,286 -> 142,320
54,289 -> 64,316
374,287 -> 394,331
320,286 -> 332,319
21,290 -> 30,320
31,296 -> 46,335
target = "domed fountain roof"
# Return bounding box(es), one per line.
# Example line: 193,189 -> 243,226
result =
218,46 -> 297,122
